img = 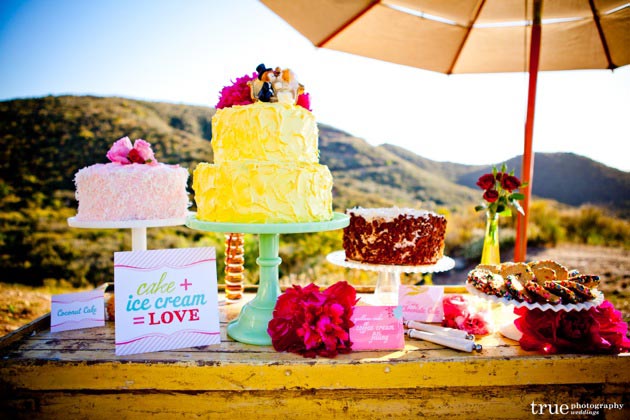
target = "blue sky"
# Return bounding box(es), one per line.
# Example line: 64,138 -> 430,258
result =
1,0 -> 628,171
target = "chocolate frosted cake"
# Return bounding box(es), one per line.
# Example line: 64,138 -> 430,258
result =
343,207 -> 447,266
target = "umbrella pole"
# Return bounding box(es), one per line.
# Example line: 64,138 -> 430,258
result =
515,0 -> 542,262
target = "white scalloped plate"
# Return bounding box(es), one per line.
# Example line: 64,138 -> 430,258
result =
326,250 -> 455,274
465,283 -> 604,312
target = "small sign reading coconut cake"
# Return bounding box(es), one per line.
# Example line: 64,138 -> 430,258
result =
343,207 -> 447,266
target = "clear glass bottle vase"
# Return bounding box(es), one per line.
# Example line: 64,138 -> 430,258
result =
481,211 -> 500,265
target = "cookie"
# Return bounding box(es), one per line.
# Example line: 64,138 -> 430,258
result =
500,262 -> 534,283
524,280 -> 562,304
504,275 -> 535,303
569,274 -> 600,288
543,281 -> 580,304
554,280 -> 597,301
476,264 -> 501,274
468,269 -> 506,297
529,260 -> 569,280
531,266 -> 557,284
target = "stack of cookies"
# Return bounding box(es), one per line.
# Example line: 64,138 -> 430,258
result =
467,260 -> 601,305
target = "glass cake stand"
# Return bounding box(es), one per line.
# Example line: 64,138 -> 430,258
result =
186,212 -> 350,346
326,251 -> 455,305
67,216 -> 188,251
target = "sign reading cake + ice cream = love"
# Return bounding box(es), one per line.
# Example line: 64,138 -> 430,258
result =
114,247 -> 220,356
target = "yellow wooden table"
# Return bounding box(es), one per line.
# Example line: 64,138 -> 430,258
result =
1,290 -> 629,419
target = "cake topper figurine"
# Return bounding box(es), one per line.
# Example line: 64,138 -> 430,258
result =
253,63 -> 276,102
216,65 -> 311,110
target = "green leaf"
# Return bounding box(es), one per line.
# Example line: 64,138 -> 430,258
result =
499,207 -> 512,217
474,204 -> 486,212
496,204 -> 506,213
510,193 -> 525,200
501,163 -> 507,173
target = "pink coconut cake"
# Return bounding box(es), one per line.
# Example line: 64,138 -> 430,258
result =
73,137 -> 189,222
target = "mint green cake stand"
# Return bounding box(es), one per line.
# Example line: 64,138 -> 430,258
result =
186,212 -> 349,345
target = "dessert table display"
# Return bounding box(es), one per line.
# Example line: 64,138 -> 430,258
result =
67,217 -> 187,251
186,212 -> 350,345
327,251 -> 455,305
2,288 -> 628,419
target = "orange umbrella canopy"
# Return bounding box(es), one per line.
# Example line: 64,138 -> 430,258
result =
261,0 -> 630,73
261,0 -> 629,261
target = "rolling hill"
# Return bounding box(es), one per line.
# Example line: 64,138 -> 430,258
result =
1,95 -> 628,288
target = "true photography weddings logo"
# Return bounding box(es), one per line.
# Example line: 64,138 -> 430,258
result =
530,401 -> 625,416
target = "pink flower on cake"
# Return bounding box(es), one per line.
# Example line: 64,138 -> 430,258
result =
514,300 -> 630,354
216,72 -> 257,109
296,92 -> 311,111
132,139 -> 156,164
106,137 -> 157,165
106,136 -> 133,164
268,281 -> 357,358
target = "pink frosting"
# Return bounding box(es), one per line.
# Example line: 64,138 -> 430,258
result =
74,163 -> 189,221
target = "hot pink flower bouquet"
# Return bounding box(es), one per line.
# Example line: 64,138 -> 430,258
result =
106,136 -> 157,165
268,281 -> 358,358
514,300 -> 630,354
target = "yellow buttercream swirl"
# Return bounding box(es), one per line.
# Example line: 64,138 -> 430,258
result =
212,102 -> 319,164
194,161 -> 333,223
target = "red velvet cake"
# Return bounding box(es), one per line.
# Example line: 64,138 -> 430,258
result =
343,207 -> 447,266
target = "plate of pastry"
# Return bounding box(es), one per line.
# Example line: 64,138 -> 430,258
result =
466,260 -> 604,312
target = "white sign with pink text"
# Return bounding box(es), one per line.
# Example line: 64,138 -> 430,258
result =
399,285 -> 444,322
114,247 -> 220,356
51,289 -> 105,333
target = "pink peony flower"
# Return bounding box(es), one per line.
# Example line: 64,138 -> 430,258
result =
216,72 -> 257,109
132,139 -> 156,164
296,92 -> 311,111
268,281 -> 357,358
514,300 -> 630,354
106,136 -> 133,164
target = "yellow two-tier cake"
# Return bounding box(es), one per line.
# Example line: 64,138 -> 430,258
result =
193,69 -> 333,224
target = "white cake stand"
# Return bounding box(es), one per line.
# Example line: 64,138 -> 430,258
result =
327,250 -> 455,305
67,216 -> 188,251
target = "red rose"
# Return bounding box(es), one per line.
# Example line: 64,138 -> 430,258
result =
501,174 -> 522,192
476,173 -> 495,190
514,301 -> 630,354
483,189 -> 499,203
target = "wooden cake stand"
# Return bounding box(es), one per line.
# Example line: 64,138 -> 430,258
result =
186,212 -> 350,346
327,251 -> 455,305
67,216 -> 188,251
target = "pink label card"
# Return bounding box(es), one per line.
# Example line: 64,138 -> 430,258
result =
114,247 -> 220,356
350,305 -> 405,351
51,289 -> 105,333
399,285 -> 444,322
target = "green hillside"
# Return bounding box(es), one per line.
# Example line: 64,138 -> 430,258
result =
1,95 -> 627,289
382,143 -> 630,215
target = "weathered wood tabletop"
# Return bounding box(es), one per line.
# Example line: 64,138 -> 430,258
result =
1,291 -> 629,419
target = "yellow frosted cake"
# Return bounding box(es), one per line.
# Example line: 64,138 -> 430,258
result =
193,65 -> 333,223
